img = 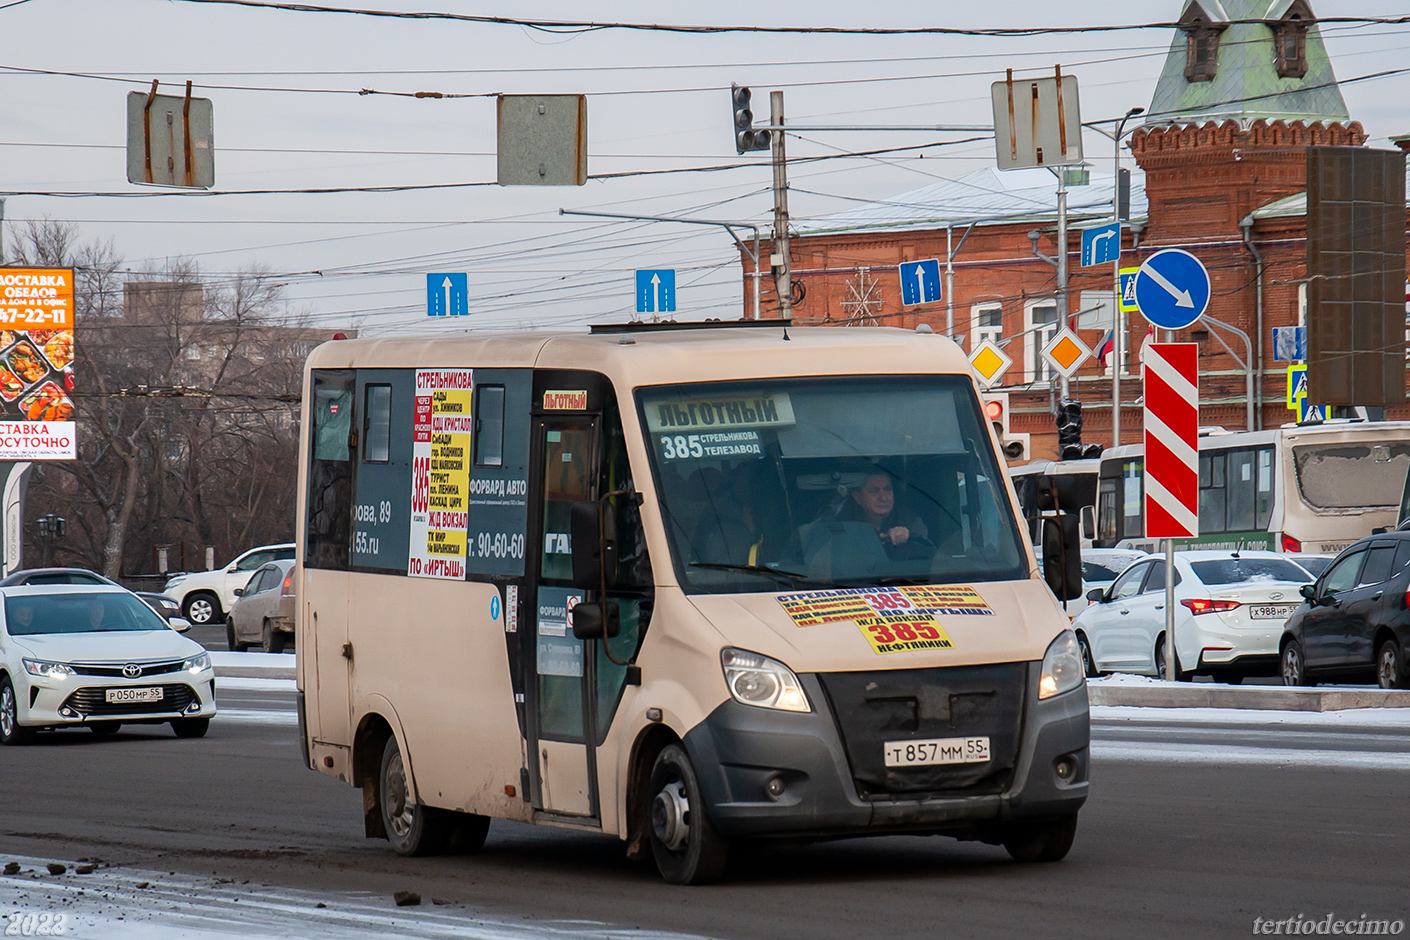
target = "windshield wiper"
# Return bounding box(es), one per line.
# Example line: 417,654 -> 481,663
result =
688,562 -> 812,586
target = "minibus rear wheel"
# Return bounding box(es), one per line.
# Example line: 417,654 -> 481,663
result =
647,744 -> 729,885
1003,814 -> 1078,863
380,735 -> 448,856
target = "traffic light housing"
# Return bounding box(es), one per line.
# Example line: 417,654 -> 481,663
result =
731,84 -> 772,154
1057,398 -> 1084,460
983,393 -> 1028,461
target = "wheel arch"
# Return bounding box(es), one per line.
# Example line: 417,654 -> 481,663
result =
623,722 -> 682,860
351,699 -> 414,840
1373,626 -> 1399,656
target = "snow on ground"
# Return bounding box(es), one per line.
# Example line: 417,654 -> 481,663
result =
209,652 -> 293,670
1,857 -> 708,940
216,677 -> 297,692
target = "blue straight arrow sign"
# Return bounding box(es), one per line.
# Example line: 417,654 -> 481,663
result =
635,269 -> 676,314
427,273 -> 468,317
898,259 -> 942,306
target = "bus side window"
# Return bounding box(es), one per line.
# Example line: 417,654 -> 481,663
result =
475,385 -> 505,468
1255,446 -> 1274,529
363,384 -> 391,463
1200,452 -> 1226,533
307,369 -> 355,570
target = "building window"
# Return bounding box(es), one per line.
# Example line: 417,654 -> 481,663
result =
1184,25 -> 1221,82
1273,21 -> 1307,78
971,302 -> 1002,349
1024,298 -> 1059,385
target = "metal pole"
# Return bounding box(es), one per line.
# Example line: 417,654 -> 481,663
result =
770,91 -> 792,319
0,197 -> 5,260
1056,169 -> 1069,398
1164,538 -> 1178,681
751,229 -> 761,321
945,225 -> 954,340
1112,132 -> 1122,447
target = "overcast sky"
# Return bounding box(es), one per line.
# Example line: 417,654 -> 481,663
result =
1,0 -> 1405,333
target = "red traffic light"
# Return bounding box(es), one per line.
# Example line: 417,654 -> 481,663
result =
984,399 -> 1004,422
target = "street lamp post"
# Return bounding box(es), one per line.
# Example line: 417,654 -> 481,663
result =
36,513 -> 66,568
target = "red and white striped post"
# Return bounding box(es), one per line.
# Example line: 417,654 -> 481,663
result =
1143,343 -> 1199,681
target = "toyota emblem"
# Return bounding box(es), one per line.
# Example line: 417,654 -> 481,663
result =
122,663 -> 142,678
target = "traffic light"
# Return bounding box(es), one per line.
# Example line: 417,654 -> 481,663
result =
1057,398 -> 1083,460
731,84 -> 772,154
983,393 -> 1028,461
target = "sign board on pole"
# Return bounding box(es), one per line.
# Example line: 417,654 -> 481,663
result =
1080,222 -> 1120,267
125,89 -> 215,190
1272,326 -> 1306,362
898,259 -> 942,306
990,69 -> 1084,170
497,95 -> 588,186
635,269 -> 676,314
0,267 -> 76,460
1119,266 -> 1140,313
969,339 -> 1013,388
426,273 -> 468,317
1040,327 -> 1092,379
1143,343 -> 1199,539
1134,248 -> 1210,331
1286,363 -> 1308,411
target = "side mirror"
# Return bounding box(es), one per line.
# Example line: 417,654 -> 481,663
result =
232,587 -> 244,598
570,600 -> 621,640
1041,513 -> 1083,601
569,500 -> 618,590
169,617 -> 191,633
1087,587 -> 1106,603
1299,583 -> 1317,601
1080,505 -> 1096,542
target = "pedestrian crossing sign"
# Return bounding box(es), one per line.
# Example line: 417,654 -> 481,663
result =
1286,363 -> 1308,411
1118,266 -> 1140,313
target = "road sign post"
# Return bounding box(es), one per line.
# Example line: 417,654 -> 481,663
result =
1143,342 -> 1199,682
635,269 -> 676,315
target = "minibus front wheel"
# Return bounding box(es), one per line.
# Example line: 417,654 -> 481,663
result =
1003,814 -> 1079,863
647,744 -> 729,885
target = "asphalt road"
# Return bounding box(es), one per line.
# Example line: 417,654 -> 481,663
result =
2,688 -> 1407,940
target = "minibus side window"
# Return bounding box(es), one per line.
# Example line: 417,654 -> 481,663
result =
307,369 -> 355,570
363,384 -> 392,463
475,385 -> 505,468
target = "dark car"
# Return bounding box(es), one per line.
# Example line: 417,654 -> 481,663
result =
0,568 -> 118,587
1280,533 -> 1410,689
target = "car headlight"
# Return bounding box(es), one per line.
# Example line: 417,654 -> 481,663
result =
182,652 -> 212,674
1038,630 -> 1085,700
720,648 -> 810,712
164,577 -> 186,590
23,659 -> 75,680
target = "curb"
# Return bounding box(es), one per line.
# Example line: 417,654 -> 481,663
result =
210,652 -> 295,681
1088,683 -> 1410,711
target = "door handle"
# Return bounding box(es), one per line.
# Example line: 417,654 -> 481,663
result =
1155,605 -> 1165,610
1119,609 -> 1130,615
1372,592 -> 1383,601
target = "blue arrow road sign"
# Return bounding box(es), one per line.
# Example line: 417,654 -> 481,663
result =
899,259 -> 942,306
427,273 -> 468,317
1134,248 -> 1210,330
1272,326 -> 1307,362
636,269 -> 676,314
1081,222 -> 1121,267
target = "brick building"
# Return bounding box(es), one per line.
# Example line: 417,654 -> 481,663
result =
744,0 -> 1410,461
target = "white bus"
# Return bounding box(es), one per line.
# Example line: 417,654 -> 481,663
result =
1094,422 -> 1410,555
295,323 -> 1089,884
1009,459 -> 1100,548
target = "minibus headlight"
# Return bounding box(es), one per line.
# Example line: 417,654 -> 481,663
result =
1038,630 -> 1084,700
720,648 -> 811,713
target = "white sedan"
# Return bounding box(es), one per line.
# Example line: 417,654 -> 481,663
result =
1072,550 -> 1313,683
0,586 -> 217,744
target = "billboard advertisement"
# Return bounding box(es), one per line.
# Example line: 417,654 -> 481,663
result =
0,268 -> 75,460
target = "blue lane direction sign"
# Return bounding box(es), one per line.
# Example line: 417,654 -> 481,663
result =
427,273 -> 468,317
899,259 -> 942,306
1081,222 -> 1121,267
1134,248 -> 1210,330
635,269 -> 676,314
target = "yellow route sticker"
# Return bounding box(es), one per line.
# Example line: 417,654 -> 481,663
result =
855,614 -> 955,655
777,584 -> 992,627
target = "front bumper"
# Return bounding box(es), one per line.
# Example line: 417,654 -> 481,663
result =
682,668 -> 1088,841
18,671 -> 217,727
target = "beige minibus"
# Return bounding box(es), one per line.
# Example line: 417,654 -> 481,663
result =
296,322 -> 1089,884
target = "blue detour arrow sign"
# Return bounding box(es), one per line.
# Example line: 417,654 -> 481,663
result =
636,269 -> 676,314
1134,248 -> 1210,330
1081,222 -> 1120,267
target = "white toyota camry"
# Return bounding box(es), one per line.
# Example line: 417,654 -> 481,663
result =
1072,550 -> 1313,683
0,585 -> 217,744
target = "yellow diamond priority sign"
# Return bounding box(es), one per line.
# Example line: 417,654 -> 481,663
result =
969,339 -> 1013,388
1041,328 -> 1092,379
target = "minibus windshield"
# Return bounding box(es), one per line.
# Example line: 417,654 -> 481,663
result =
638,376 -> 1028,594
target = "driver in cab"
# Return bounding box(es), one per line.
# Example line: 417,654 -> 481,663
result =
839,469 -> 930,557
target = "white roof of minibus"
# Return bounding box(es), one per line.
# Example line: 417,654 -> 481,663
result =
304,325 -> 974,385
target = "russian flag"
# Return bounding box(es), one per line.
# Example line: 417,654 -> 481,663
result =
1096,329 -> 1114,366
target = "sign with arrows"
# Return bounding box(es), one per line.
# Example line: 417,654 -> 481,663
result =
426,273 -> 468,317
1134,248 -> 1210,330
1080,222 -> 1120,267
899,259 -> 942,306
635,269 -> 676,314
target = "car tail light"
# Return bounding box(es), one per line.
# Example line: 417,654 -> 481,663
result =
1180,598 -> 1242,615
1281,534 -> 1302,552
281,570 -> 295,596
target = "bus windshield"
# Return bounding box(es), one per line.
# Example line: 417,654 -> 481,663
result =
638,376 -> 1028,594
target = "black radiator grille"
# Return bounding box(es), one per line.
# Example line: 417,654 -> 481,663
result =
71,661 -> 185,678
817,663 -> 1027,799
61,684 -> 197,717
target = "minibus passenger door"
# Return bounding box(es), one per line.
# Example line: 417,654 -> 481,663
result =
526,416 -> 601,819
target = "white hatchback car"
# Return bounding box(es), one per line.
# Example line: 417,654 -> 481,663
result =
162,542 -> 295,626
0,586 -> 217,744
1072,550 -> 1313,683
